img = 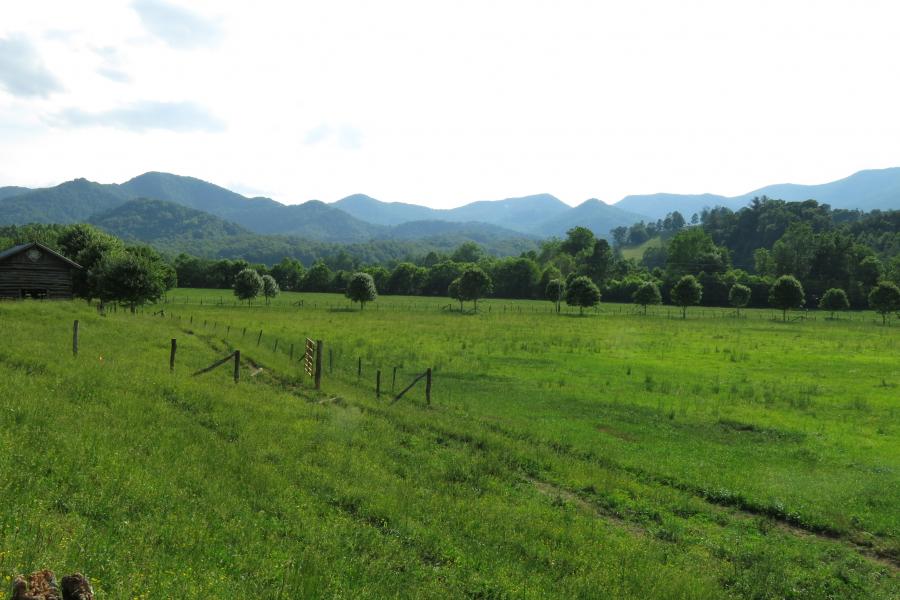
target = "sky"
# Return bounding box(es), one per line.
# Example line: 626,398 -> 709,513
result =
1,0 -> 899,208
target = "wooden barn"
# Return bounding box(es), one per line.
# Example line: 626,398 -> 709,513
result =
0,242 -> 82,300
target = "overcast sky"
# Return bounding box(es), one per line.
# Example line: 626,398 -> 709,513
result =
1,1 -> 899,208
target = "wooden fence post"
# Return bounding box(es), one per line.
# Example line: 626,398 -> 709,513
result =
234,350 -> 240,383
376,369 -> 381,398
425,368 -> 432,405
72,320 -> 79,356
315,340 -> 323,390
170,338 -> 177,371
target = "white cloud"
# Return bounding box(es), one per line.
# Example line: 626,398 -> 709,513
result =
131,0 -> 221,49
55,101 -> 225,132
0,34 -> 63,97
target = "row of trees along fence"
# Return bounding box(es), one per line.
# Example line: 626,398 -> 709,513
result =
155,294 -> 900,322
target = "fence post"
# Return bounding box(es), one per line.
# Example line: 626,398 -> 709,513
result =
376,369 -> 381,398
72,320 -> 79,356
234,350 -> 240,383
170,338 -> 177,371
315,340 -> 323,390
257,330 -> 263,346
426,368 -> 432,405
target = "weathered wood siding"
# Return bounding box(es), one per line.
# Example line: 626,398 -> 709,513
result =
0,250 -> 77,299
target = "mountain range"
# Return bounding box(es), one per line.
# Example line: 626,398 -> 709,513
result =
615,167 -> 900,220
1,168 -> 899,252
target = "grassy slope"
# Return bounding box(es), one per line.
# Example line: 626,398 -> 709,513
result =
620,236 -> 663,261
0,294 -> 897,598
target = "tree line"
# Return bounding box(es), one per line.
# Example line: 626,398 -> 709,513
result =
1,197 -> 898,319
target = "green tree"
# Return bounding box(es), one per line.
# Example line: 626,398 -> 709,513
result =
448,278 -> 464,311
269,257 -> 305,291
59,225 -> 124,301
666,228 -> 726,278
459,266 -> 493,312
671,275 -> 703,319
234,268 -> 264,306
261,274 -> 279,305
769,275 -> 805,321
93,250 -> 167,312
868,281 -> 900,325
424,261 -> 465,296
492,257 -> 540,298
856,256 -> 883,289
302,260 -> 332,292
561,226 -> 595,256
362,266 -> 390,293
346,272 -> 378,310
728,283 -> 751,317
753,248 -> 773,276
565,276 -> 601,315
451,242 -> 484,264
579,239 -> 614,285
819,288 -> 849,319
633,281 -> 661,315
546,279 -> 565,313
388,262 -> 422,295
771,223 -> 814,279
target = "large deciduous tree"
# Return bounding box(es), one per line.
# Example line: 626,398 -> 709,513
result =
868,281 -> 900,324
261,274 -> 279,305
671,275 -> 703,319
819,288 -> 849,319
234,268 -> 264,306
546,279 -> 565,313
633,281 -> 661,315
458,266 -> 493,312
561,226 -> 595,256
769,275 -> 805,321
92,249 -> 167,312
346,272 -> 378,310
565,276 -> 601,315
728,284 -> 751,317
302,260 -> 333,292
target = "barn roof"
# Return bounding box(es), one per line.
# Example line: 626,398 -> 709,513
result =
0,241 -> 82,268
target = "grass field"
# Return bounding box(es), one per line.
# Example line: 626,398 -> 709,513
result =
619,236 -> 664,261
0,289 -> 897,598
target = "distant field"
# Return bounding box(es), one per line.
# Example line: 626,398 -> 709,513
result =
620,236 -> 663,261
0,291 -> 897,598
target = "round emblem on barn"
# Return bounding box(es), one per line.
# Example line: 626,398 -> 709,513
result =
26,248 -> 42,262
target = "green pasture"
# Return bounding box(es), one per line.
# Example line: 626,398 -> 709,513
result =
0,290 -> 897,598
